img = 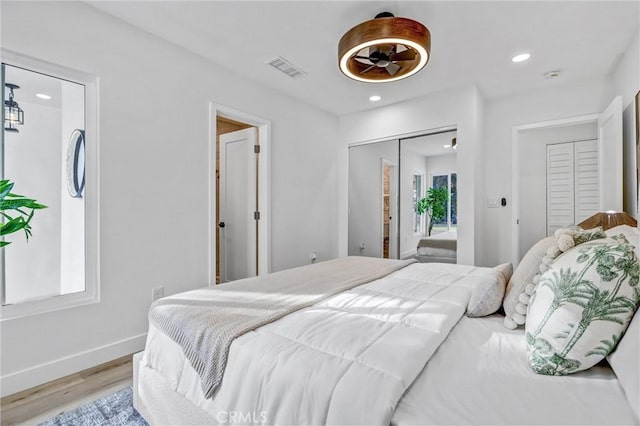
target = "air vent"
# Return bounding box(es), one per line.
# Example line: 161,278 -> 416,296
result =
266,56 -> 307,79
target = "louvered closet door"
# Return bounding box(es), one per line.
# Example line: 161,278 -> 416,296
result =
547,143 -> 575,235
574,140 -> 599,223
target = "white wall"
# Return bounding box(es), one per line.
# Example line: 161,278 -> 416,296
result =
517,123 -> 596,257
0,1 -> 339,395
339,86 -> 484,266
609,30 -> 639,218
426,154 -> 457,180
611,30 -> 640,111
480,30 -> 639,268
480,79 -> 613,267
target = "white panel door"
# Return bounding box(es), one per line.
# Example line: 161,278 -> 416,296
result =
574,139 -> 599,223
219,128 -> 257,282
598,96 -> 623,212
547,143 -> 575,235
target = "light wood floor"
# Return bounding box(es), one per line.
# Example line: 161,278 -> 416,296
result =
0,354 -> 133,426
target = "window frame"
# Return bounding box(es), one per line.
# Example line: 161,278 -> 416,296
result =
430,171 -> 457,231
0,49 -> 100,320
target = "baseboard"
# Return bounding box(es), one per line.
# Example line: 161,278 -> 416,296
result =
0,333 -> 147,397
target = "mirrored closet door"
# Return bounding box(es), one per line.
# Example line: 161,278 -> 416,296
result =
348,139 -> 399,258
348,130 -> 458,262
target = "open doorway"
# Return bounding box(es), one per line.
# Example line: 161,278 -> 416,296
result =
211,105 -> 271,284
381,159 -> 398,258
215,116 -> 255,283
511,97 -> 623,266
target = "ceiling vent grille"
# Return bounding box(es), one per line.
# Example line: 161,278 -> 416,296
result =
266,56 -> 307,79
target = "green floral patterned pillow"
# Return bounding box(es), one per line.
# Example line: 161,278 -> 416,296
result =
525,236 -> 640,375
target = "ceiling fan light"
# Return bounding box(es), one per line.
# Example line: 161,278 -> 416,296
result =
338,15 -> 431,83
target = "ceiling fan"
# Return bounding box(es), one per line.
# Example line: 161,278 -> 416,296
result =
338,12 -> 431,83
353,43 -> 417,76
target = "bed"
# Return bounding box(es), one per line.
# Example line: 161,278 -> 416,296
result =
133,227 -> 640,425
416,229 -> 457,263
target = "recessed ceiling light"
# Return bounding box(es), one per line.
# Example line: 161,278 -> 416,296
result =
443,144 -> 451,148
369,95 -> 382,102
36,93 -> 51,100
512,53 -> 531,63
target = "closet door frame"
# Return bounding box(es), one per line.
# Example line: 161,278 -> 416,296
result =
512,114 -> 598,267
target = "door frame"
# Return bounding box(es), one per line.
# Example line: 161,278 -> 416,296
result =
511,113 -> 599,267
380,158 -> 398,258
209,103 -> 271,285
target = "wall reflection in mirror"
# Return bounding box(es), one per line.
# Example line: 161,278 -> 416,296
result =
1,63 -> 86,305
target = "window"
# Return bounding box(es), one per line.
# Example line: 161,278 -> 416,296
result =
431,172 -> 457,234
412,173 -> 425,234
1,51 -> 99,319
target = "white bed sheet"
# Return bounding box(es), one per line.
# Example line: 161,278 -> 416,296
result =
142,314 -> 637,425
393,315 -> 638,425
143,262 -> 499,424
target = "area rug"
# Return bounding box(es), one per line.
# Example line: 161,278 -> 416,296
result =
38,387 -> 148,426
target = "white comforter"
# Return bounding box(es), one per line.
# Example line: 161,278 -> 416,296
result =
142,263 -> 500,425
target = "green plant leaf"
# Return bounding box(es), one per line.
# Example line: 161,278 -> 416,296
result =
0,180 -> 47,245
0,198 -> 47,210
0,180 -> 14,201
0,217 -> 27,236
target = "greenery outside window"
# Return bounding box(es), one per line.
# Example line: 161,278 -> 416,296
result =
431,172 -> 457,234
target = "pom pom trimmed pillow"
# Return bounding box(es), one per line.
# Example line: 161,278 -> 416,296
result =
503,227 -> 607,329
525,236 -> 640,375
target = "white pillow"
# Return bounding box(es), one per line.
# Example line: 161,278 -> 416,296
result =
608,308 -> 640,420
526,236 -> 640,375
503,237 -> 557,328
466,263 -> 511,318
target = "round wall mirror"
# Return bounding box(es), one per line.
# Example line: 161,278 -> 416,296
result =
66,129 -> 85,198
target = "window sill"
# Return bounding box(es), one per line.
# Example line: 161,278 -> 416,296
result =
0,290 -> 99,321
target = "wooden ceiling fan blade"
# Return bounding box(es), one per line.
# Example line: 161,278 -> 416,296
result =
386,62 -> 401,76
360,64 -> 377,74
379,43 -> 394,55
391,49 -> 416,62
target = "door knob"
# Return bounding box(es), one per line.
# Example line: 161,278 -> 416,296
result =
218,222 -> 225,228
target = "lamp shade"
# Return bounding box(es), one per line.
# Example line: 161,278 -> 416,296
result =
577,211 -> 638,231
4,83 -> 24,133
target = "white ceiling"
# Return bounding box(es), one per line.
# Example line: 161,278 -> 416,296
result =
87,1 -> 639,116
4,64 -> 63,110
402,131 -> 457,157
